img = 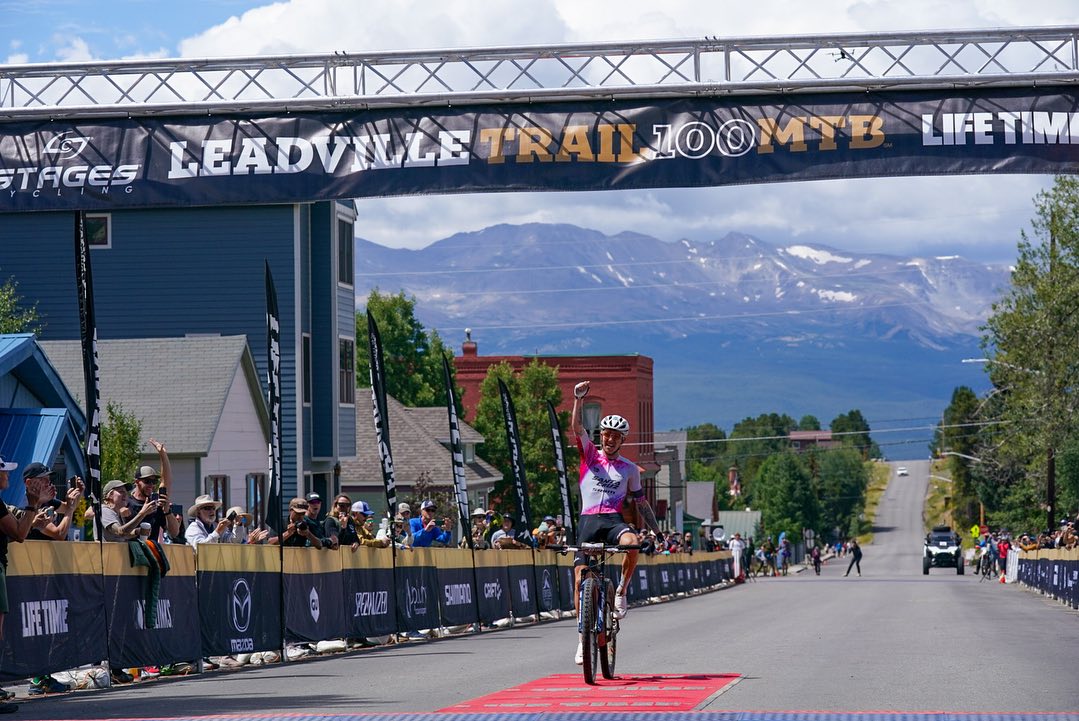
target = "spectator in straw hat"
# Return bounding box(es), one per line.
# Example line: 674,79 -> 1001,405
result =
184,495 -> 227,547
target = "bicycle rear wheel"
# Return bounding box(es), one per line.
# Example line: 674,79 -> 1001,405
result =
600,580 -> 617,679
580,577 -> 599,685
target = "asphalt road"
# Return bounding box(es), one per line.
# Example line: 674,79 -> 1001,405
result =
15,460 -> 1079,718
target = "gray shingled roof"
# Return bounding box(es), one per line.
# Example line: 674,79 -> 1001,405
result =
40,336 -> 266,456
341,390 -> 501,492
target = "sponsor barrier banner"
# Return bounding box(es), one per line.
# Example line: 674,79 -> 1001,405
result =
104,542 -> 200,668
1,541 -> 105,681
4,90 -> 1079,213
505,552 -> 537,618
533,551 -> 560,614
473,551 -> 512,624
436,549 -> 479,627
282,548 -> 346,642
196,544 -> 282,656
1017,549 -> 1079,609
342,547 -> 397,638
396,548 -> 440,632
556,553 -> 575,613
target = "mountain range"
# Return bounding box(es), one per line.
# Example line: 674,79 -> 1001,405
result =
355,223 -> 1011,459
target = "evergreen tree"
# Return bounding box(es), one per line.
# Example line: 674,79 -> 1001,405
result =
798,415 -> 821,431
830,409 -> 879,459
754,452 -> 819,541
815,448 -> 868,541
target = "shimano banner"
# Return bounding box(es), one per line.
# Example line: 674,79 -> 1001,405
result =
3,89 -> 1079,212
436,550 -> 479,627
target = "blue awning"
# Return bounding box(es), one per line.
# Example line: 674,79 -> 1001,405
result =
0,408 -> 74,507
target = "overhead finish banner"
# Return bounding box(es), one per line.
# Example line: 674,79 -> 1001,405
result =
3,88 -> 1079,212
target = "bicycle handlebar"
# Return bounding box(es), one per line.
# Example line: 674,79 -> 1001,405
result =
548,543 -> 642,554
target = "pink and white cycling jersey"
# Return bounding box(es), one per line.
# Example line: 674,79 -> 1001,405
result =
577,432 -> 643,515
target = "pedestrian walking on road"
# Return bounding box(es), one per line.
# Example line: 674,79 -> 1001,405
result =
844,539 -> 862,576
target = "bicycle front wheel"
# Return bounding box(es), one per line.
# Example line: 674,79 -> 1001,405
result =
600,580 -> 617,680
580,577 -> 599,685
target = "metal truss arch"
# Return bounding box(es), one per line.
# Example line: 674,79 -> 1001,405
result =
1,26 -> 1078,121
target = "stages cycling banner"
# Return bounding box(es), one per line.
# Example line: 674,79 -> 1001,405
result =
3,88 -> 1079,212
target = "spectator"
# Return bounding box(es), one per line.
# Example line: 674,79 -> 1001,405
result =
126,439 -> 180,544
376,514 -> 411,548
728,532 -> 746,579
222,506 -> 271,544
101,480 -> 157,543
24,464 -> 82,542
325,494 -> 359,548
683,531 -> 694,554
0,455 -> 45,709
410,499 -> 453,547
280,498 -> 324,548
351,502 -> 388,549
303,493 -> 336,549
532,515 -> 558,549
184,495 -> 229,547
490,515 -> 526,549
463,508 -> 489,549
397,502 -> 412,526
844,538 -> 863,577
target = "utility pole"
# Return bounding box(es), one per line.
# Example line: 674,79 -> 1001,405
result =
1046,215 -> 1057,533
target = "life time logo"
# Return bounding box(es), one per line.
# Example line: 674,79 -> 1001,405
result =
1,132 -> 140,198
20,599 -> 69,638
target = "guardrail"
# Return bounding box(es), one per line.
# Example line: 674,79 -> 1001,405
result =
2,540 -> 733,681
1013,548 -> 1079,610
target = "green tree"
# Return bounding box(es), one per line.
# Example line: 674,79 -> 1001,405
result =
100,401 -> 142,484
684,422 -> 731,507
0,273 -> 41,334
471,359 -> 567,521
798,415 -> 821,431
982,175 -> 1079,532
815,448 -> 868,540
356,289 -> 459,410
726,412 -> 797,500
931,386 -> 981,526
753,452 -> 820,541
830,409 -> 880,459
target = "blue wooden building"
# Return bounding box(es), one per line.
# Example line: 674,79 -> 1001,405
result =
0,201 -> 357,504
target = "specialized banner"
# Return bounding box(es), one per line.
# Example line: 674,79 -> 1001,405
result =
367,312 -> 397,518
0,541 -> 106,681
264,261 -> 283,529
498,379 -> 533,536
5,89 -> 1079,213
395,548 -> 441,632
546,401 -> 575,544
104,543 -> 200,668
282,548 -> 346,643
435,549 -> 479,627
472,552 -> 512,624
74,211 -> 102,513
443,356 -> 471,539
196,544 -> 282,656
342,546 -> 397,638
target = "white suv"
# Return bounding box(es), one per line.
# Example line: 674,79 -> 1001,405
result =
897,466 -> 909,476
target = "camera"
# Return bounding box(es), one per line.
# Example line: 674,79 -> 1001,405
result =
227,510 -> 237,522
296,519 -> 310,532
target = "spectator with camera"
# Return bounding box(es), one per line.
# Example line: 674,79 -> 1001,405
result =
490,515 -> 527,549
377,513 -> 412,548
23,464 -> 82,542
184,495 -> 231,546
463,508 -> 489,549
300,493 -> 337,549
126,439 -> 180,544
324,494 -> 359,548
409,499 -> 453,547
280,497 -> 325,548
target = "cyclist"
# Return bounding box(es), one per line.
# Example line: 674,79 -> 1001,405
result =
570,380 -> 662,665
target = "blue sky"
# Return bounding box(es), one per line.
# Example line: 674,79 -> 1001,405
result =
3,0 -> 1077,262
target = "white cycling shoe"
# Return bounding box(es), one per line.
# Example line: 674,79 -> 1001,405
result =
574,638 -> 584,665
613,588 -> 628,619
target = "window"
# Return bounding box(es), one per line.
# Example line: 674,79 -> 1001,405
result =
463,444 -> 476,463
338,218 -> 354,286
583,402 -> 601,443
85,213 -> 111,248
302,334 -> 312,405
204,475 -> 229,514
246,473 -> 266,527
339,338 -> 355,404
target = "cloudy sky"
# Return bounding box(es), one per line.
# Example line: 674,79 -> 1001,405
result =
4,0 -> 1076,263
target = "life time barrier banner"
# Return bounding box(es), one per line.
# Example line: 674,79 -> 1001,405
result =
3,88 -> 1079,213
1016,549 -> 1079,610
1,541 -> 731,680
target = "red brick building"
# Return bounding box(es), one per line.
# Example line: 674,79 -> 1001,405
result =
453,335 -> 659,488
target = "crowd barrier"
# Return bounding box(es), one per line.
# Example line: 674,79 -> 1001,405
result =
1,541 -> 733,681
1014,548 -> 1079,610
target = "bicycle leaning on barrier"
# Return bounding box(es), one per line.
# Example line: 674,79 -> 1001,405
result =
551,542 -> 640,684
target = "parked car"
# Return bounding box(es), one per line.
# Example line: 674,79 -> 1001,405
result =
897,466 -> 909,476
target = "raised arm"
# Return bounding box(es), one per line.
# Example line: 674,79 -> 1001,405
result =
149,438 -> 172,495
570,381 -> 589,437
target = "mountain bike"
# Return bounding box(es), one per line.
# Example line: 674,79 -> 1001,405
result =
551,542 -> 639,685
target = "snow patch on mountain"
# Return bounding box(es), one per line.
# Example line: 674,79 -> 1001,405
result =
786,245 -> 854,264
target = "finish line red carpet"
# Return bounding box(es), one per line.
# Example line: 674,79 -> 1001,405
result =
438,673 -> 742,713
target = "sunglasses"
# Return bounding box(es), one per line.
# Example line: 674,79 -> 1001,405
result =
336,501 -> 351,507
